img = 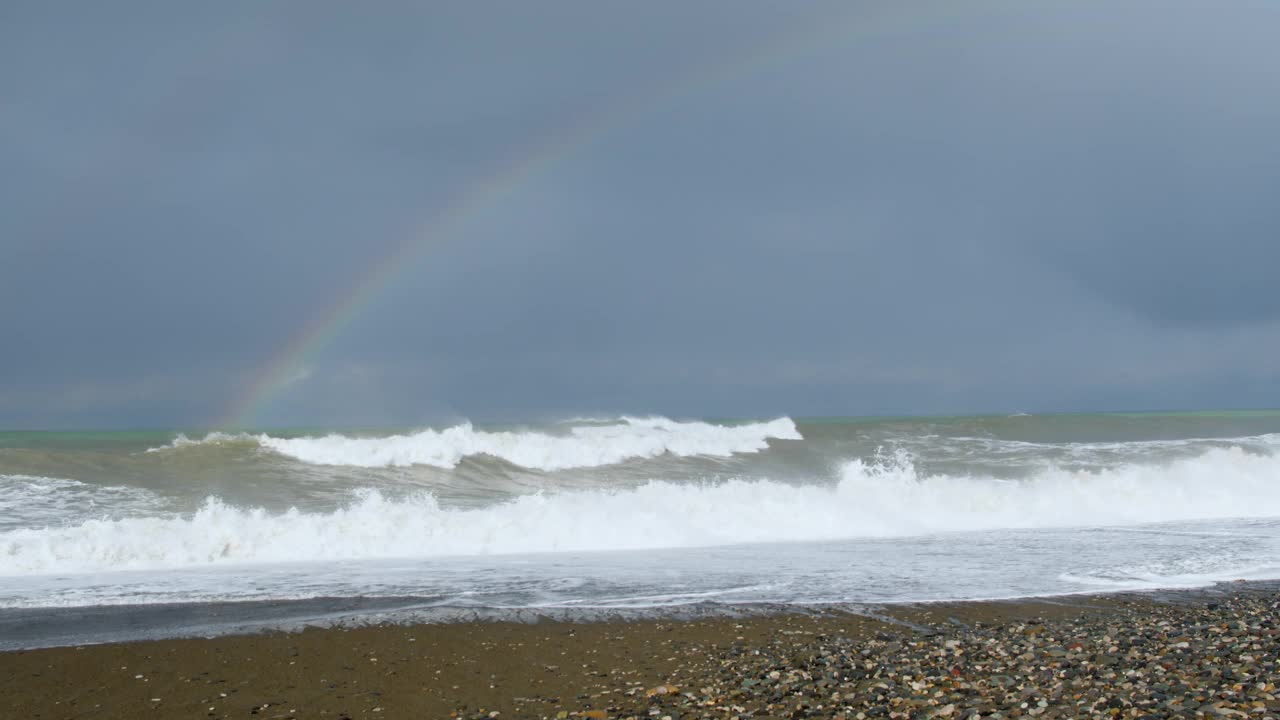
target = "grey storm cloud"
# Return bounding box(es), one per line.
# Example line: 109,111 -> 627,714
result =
2,0 -> 1279,429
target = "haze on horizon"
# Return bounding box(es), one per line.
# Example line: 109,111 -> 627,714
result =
3,0 -> 1279,430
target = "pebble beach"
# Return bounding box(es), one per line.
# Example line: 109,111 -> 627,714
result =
4,584 -> 1278,719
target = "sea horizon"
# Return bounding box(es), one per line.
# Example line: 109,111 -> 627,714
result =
7,405 -> 1280,435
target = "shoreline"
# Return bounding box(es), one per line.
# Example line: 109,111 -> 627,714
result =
5,579 -> 1278,653
4,581 -> 1278,718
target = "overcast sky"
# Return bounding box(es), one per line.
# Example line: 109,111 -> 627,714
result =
3,1 -> 1279,429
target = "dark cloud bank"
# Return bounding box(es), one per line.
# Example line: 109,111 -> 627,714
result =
2,1 -> 1278,429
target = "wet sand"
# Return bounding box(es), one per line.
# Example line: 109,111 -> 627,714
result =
3,586 -> 1278,719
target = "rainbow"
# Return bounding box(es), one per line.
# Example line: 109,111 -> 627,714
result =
217,4 -> 998,429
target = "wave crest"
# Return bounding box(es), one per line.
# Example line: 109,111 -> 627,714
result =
150,417 -> 802,470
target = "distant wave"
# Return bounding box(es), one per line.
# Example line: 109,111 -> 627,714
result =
4,444 -> 1278,576
145,431 -> 255,452
147,417 -> 802,471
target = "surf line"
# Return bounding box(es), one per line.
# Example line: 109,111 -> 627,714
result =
216,3 -> 996,430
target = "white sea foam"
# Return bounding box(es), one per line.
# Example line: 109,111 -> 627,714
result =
149,417 -> 802,470
1059,562 -> 1280,590
0,475 -> 166,531
2,445 -> 1278,576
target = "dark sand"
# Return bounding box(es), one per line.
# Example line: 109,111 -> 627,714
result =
3,587 -> 1278,719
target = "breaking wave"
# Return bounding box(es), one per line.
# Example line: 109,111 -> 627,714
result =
3,445 -> 1278,576
148,417 -> 802,471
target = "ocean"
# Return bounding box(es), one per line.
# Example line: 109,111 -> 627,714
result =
2,412 -> 1279,649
